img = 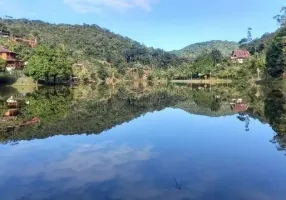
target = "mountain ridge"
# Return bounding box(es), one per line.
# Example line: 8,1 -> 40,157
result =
171,40 -> 239,60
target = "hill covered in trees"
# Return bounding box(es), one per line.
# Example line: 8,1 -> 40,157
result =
172,40 -> 239,60
239,32 -> 276,55
0,18 -> 187,70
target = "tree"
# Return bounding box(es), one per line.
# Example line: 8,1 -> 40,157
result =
72,65 -> 89,82
249,54 -> 266,79
247,27 -> 253,43
9,26 -> 29,37
97,65 -> 109,81
0,58 -> 6,72
25,45 -> 72,84
266,34 -> 286,78
0,21 -> 8,33
49,46 -> 72,83
238,38 -> 248,44
273,7 -> 286,27
210,49 -> 223,67
25,45 -> 51,83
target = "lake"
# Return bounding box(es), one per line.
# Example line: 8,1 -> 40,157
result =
0,83 -> 286,200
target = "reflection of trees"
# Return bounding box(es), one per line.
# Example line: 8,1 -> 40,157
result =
0,87 -> 72,142
4,82 -> 286,157
193,91 -> 216,110
237,114 -> 250,131
246,84 -> 266,120
264,89 -> 286,153
175,85 -> 235,117
265,89 -> 286,133
2,87 -> 183,141
22,87 -> 73,123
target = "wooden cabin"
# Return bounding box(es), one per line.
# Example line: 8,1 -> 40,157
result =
0,47 -> 24,71
231,50 -> 250,64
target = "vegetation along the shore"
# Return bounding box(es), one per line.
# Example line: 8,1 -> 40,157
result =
0,7 -> 285,85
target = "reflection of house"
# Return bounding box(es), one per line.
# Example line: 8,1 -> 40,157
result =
231,103 -> 249,113
0,47 -> 24,71
231,50 -> 250,64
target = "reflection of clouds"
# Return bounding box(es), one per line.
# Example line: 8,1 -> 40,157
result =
0,139 -> 283,200
2,141 -> 155,187
0,140 -> 162,199
46,142 -> 155,187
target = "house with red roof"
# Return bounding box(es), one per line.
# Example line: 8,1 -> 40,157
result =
0,47 -> 24,71
231,50 -> 251,64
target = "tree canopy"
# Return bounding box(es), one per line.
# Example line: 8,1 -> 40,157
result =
0,18 -> 187,69
266,28 -> 286,78
25,45 -> 71,83
0,58 -> 6,72
172,40 -> 238,60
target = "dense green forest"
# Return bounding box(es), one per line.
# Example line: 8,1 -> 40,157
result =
0,18 -> 187,70
239,32 -> 275,55
0,19 -> 190,84
172,40 -> 239,60
0,6 -> 285,83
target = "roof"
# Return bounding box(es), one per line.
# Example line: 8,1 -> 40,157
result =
0,47 -> 14,53
231,50 -> 250,59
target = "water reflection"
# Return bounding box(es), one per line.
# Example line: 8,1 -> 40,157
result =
1,109 -> 286,199
1,83 -> 286,154
0,83 -> 286,199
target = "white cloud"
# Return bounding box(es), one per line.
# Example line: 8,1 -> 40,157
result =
63,0 -> 155,13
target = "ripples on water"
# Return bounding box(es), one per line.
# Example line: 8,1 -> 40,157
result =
0,83 -> 286,200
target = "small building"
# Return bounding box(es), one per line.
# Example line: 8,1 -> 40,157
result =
231,50 -> 250,64
0,47 -> 24,71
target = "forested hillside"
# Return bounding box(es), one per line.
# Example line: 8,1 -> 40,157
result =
172,40 -> 239,59
239,32 -> 276,55
0,18 -> 187,70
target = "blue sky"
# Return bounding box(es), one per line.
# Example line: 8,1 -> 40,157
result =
0,0 -> 284,50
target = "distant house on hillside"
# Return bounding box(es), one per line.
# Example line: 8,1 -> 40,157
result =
0,47 -> 24,71
231,50 -> 250,64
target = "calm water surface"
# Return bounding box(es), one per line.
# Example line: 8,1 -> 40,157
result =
0,84 -> 286,200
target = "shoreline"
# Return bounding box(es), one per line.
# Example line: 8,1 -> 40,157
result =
171,79 -> 232,84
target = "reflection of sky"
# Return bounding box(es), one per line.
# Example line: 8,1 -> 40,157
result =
1,108 -> 286,200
